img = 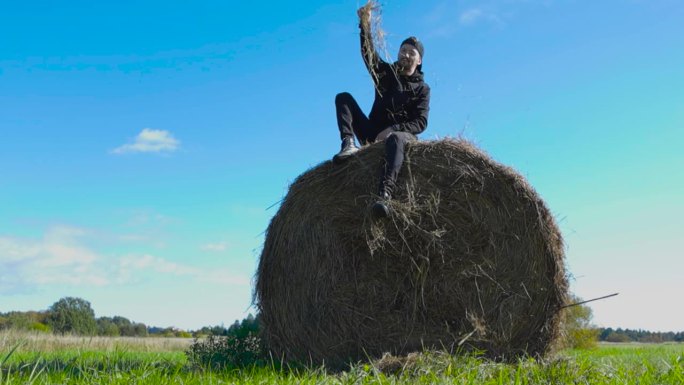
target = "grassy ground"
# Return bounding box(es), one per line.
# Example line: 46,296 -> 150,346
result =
1,331 -> 682,384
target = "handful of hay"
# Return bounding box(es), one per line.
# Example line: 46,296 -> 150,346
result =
256,139 -> 568,367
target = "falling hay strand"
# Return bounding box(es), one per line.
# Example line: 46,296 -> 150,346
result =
256,139 -> 569,368
560,293 -> 619,309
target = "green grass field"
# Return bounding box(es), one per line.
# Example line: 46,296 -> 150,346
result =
1,331 -> 682,384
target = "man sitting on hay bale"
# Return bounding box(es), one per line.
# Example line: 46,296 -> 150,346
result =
333,4 -> 431,218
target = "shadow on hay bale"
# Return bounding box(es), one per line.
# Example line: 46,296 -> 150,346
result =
256,138 -> 568,368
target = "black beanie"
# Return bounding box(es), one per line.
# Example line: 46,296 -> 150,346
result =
401,36 -> 424,60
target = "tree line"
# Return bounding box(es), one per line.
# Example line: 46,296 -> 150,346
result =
3,296 -> 681,344
557,294 -> 683,349
598,327 -> 684,343
0,296 -> 257,338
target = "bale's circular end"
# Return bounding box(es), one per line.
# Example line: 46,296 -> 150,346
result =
256,139 -> 568,367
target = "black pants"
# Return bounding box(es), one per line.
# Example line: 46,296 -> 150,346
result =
335,92 -> 415,194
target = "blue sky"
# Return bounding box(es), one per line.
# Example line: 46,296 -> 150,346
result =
1,0 -> 682,331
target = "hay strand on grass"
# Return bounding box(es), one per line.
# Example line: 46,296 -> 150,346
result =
256,138 -> 568,368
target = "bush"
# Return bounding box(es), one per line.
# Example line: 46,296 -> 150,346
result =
185,333 -> 265,369
29,322 -> 51,333
567,328 -> 600,349
561,295 -> 598,349
177,331 -> 192,338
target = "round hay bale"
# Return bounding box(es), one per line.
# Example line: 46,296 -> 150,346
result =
256,138 -> 567,367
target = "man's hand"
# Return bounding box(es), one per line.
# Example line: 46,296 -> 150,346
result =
357,5 -> 372,24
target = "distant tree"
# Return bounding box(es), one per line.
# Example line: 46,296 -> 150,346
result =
0,311 -> 50,332
112,316 -> 133,336
25,311 -> 50,324
210,325 -> 229,336
6,312 -> 33,330
640,333 -> 664,343
599,327 -> 614,341
597,327 -> 684,343
227,314 -> 260,338
131,322 -> 148,337
604,331 -> 631,343
562,295 -> 599,349
192,314 -> 261,338
112,316 -> 131,325
147,326 -> 166,335
97,317 -> 120,336
159,327 -> 181,337
46,297 -> 97,335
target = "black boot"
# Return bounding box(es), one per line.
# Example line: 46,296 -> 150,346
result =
333,136 -> 359,163
371,184 -> 392,219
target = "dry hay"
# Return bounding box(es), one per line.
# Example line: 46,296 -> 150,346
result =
374,352 -> 420,375
359,0 -> 389,83
255,138 -> 568,368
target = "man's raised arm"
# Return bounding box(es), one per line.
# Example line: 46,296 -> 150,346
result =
358,6 -> 385,82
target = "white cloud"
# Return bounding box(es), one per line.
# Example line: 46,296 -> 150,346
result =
38,243 -> 98,267
423,2 -> 450,24
195,269 -> 250,286
423,3 -> 507,38
0,225 -> 249,294
111,128 -> 180,154
127,210 -> 177,227
120,254 -> 195,276
0,238 -> 41,262
201,242 -> 228,252
118,254 -> 249,286
31,271 -> 110,286
117,234 -> 149,242
459,8 -> 502,26
459,8 -> 484,25
0,225 -> 110,292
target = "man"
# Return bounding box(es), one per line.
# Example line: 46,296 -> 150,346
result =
333,6 -> 430,218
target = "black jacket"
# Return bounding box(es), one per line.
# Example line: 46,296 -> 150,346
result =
360,23 -> 431,136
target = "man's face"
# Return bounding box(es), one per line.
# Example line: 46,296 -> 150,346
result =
397,44 -> 422,74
